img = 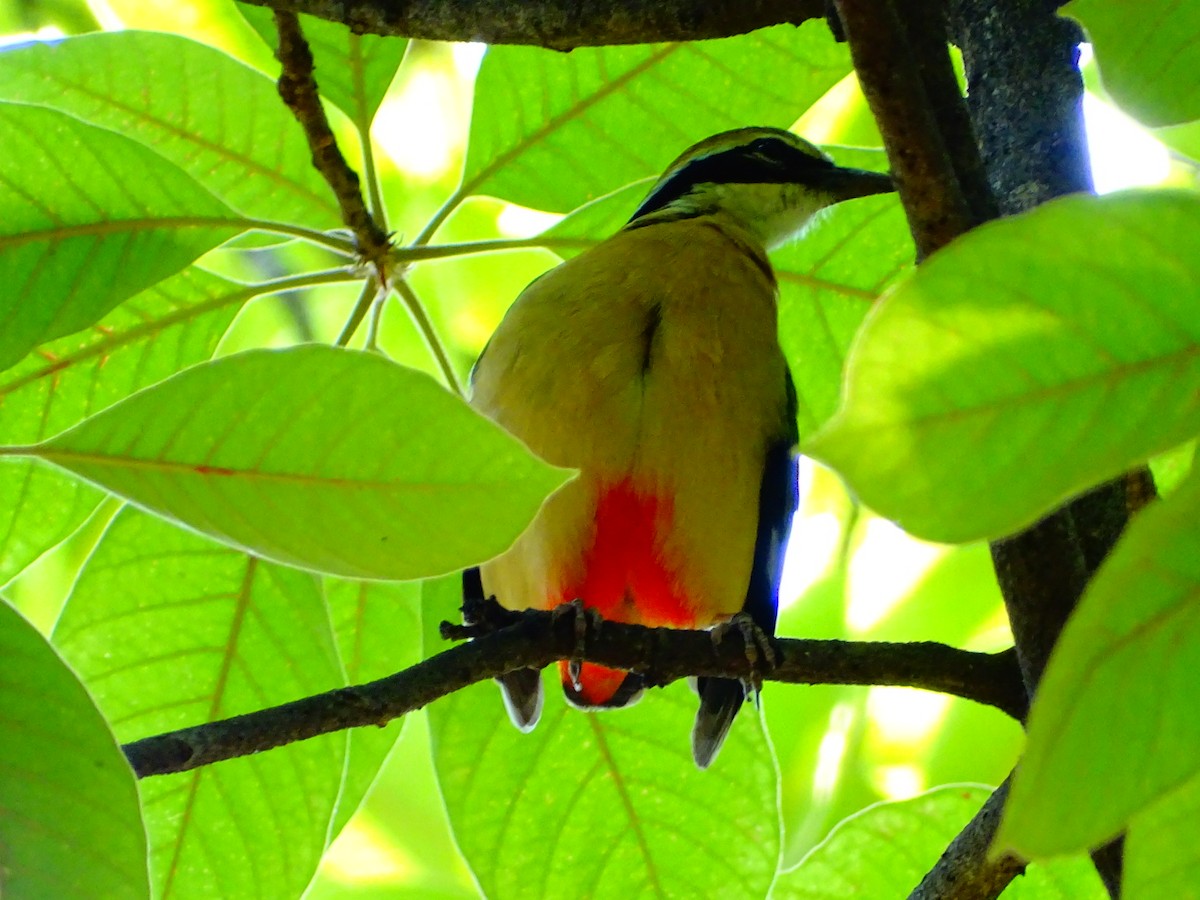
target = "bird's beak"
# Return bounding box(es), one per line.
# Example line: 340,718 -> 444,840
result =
817,166 -> 896,202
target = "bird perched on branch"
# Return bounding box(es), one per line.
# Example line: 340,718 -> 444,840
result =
464,127 -> 893,767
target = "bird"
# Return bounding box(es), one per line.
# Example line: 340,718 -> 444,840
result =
463,126 -> 894,767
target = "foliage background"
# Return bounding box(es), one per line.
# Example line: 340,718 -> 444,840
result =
0,0 -> 1196,897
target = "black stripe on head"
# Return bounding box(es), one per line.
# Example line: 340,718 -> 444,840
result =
629,136 -> 835,223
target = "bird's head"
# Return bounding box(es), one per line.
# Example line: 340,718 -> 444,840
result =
628,126 -> 895,248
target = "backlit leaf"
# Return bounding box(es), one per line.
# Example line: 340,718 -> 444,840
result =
0,103 -> 243,369
774,786 -> 1105,898
808,190 -> 1200,543
0,31 -> 340,227
460,22 -> 851,215
238,5 -> 407,125
0,267 -> 254,583
0,598 -> 148,900
53,508 -> 344,898
1001,467 -> 1200,855
1066,0 -> 1200,127
24,345 -> 568,579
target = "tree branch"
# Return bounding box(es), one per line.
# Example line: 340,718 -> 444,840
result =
951,2 -> 1158,895
910,779 -> 1026,900
829,2 -> 1032,896
121,607 -> 1024,778
839,1 -> 1152,895
275,11 -> 392,277
831,0 -> 981,260
247,0 -> 826,49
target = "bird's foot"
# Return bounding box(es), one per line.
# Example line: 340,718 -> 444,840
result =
710,612 -> 776,697
552,599 -> 601,689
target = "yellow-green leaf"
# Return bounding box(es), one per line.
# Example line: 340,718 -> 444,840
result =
1000,467 -> 1200,857
1067,0 -> 1200,127
808,190 -> 1200,543
20,346 -> 569,579
0,598 -> 148,900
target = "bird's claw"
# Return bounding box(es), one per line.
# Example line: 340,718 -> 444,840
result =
710,612 -> 776,697
553,598 -> 599,690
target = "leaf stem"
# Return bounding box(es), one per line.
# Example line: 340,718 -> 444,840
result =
364,283 -> 387,352
361,130 -> 388,231
251,268 -> 365,295
335,279 -> 379,347
395,235 -> 591,263
238,219 -> 360,255
351,36 -> 389,232
410,189 -> 466,248
393,278 -> 463,396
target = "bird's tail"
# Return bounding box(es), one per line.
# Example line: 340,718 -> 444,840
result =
497,668 -> 544,731
692,676 -> 748,768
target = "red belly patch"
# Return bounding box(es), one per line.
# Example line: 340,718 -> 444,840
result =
554,479 -> 696,705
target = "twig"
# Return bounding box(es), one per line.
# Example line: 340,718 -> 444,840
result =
910,779 -> 1026,900
895,0 -> 996,223
829,3 -> 1027,896
951,3 -> 1161,895
832,0 -> 979,259
274,11 -> 392,279
247,0 -> 826,50
122,609 -> 1025,778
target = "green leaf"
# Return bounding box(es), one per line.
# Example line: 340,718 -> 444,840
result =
461,22 -> 850,214
1155,120 -> 1200,163
0,598 -> 148,900
1000,466 -> 1200,857
0,103 -> 244,370
24,345 -> 568,579
808,190 -> 1200,543
773,786 -> 1105,899
53,508 -> 345,899
324,577 -> 421,835
0,31 -> 340,228
0,267 -> 250,583
1066,0 -> 1200,127
1126,774 -> 1200,900
238,5 -> 407,125
775,193 -> 912,440
0,465 -> 101,589
423,576 -> 779,900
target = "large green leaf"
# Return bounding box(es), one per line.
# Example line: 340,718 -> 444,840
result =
238,5 -> 407,126
20,345 -> 568,579
1125,774 -> 1200,900
423,576 -> 779,900
0,598 -> 148,900
773,786 -> 1105,898
0,267 -> 251,584
460,22 -> 851,215
324,577 -> 421,835
1066,0 -> 1200,127
53,508 -> 345,899
0,103 -> 244,370
0,31 -> 340,228
808,190 -> 1200,543
1000,467 -> 1200,856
